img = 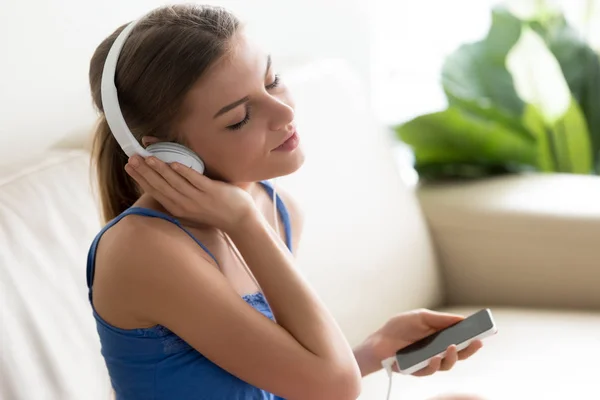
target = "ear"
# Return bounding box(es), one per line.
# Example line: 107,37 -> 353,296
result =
141,136 -> 161,148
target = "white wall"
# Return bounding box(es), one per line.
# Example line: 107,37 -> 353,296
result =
0,0 -> 371,165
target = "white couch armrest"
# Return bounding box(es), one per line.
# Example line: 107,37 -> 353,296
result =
417,173 -> 600,310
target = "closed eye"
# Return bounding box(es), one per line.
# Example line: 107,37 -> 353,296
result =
266,74 -> 280,90
225,74 -> 280,131
226,105 -> 252,131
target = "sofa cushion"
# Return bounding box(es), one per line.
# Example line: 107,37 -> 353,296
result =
0,150 -> 111,400
359,307 -> 600,399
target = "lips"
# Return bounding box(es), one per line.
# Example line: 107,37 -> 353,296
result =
273,130 -> 299,152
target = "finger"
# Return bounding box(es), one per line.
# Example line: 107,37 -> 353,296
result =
144,157 -> 203,199
128,156 -> 181,204
124,162 -> 148,190
412,356 -> 442,377
171,162 -> 214,190
418,309 -> 465,330
457,340 -> 483,361
440,345 -> 458,371
124,163 -> 178,211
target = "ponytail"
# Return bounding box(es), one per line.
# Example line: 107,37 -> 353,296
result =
91,116 -> 140,224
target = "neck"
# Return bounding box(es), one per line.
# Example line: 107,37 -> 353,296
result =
233,181 -> 257,192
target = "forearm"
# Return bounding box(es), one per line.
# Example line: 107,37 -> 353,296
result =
353,340 -> 380,377
227,211 -> 357,370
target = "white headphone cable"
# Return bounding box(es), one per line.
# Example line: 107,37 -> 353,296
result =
386,374 -> 393,400
219,179 -> 282,299
221,231 -> 262,294
382,356 -> 396,400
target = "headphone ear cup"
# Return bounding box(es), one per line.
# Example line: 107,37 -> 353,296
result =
146,143 -> 205,174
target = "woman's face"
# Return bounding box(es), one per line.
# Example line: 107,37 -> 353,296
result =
175,32 -> 304,183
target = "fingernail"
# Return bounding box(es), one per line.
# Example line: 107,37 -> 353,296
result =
171,163 -> 180,170
129,157 -> 139,167
147,157 -> 156,166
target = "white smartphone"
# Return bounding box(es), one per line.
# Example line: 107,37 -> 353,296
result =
394,308 -> 498,375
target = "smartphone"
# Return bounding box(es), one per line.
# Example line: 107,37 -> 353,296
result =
395,308 -> 498,375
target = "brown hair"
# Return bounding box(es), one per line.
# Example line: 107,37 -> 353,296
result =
89,4 -> 240,223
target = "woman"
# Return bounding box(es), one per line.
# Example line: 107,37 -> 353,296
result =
87,4 -> 484,399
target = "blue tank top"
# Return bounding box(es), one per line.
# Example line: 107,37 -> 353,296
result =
86,181 -> 291,399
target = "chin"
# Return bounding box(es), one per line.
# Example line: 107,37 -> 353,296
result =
274,147 -> 306,178
226,147 -> 306,183
249,147 -> 306,182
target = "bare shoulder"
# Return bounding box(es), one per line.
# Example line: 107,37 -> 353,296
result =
92,214 -> 218,328
96,213 -> 216,270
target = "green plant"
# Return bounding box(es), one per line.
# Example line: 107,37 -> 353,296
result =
394,6 -> 600,181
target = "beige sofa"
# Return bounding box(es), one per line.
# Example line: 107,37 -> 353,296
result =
1,60 -> 599,400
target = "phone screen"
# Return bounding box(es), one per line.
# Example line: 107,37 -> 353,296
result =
395,309 -> 494,370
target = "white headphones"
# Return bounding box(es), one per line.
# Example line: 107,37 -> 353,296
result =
100,18 -> 206,174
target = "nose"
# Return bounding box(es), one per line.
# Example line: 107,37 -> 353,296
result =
267,97 -> 295,132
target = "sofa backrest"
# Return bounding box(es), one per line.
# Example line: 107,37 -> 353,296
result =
278,60 -> 444,344
0,60 -> 442,399
0,151 -> 111,400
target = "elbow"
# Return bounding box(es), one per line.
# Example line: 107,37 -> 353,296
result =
288,357 -> 362,400
313,363 -> 362,400
337,369 -> 362,400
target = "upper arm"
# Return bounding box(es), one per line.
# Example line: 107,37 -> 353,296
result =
111,219 -> 348,400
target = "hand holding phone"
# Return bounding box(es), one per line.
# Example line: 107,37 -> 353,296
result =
388,308 -> 497,375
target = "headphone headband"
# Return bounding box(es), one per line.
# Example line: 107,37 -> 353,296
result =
100,18 -> 151,158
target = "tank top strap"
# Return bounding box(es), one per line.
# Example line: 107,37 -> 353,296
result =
86,207 -> 219,301
258,180 -> 293,252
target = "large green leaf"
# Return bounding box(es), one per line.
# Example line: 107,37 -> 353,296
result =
395,107 -> 537,168
396,5 -> 595,180
442,7 -> 524,117
448,98 -> 535,142
529,16 -> 600,172
506,26 -> 571,124
506,26 -> 592,173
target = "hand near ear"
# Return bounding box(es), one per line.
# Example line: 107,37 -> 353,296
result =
125,155 -> 257,232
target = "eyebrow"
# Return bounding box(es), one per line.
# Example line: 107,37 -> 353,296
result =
213,55 -> 272,119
